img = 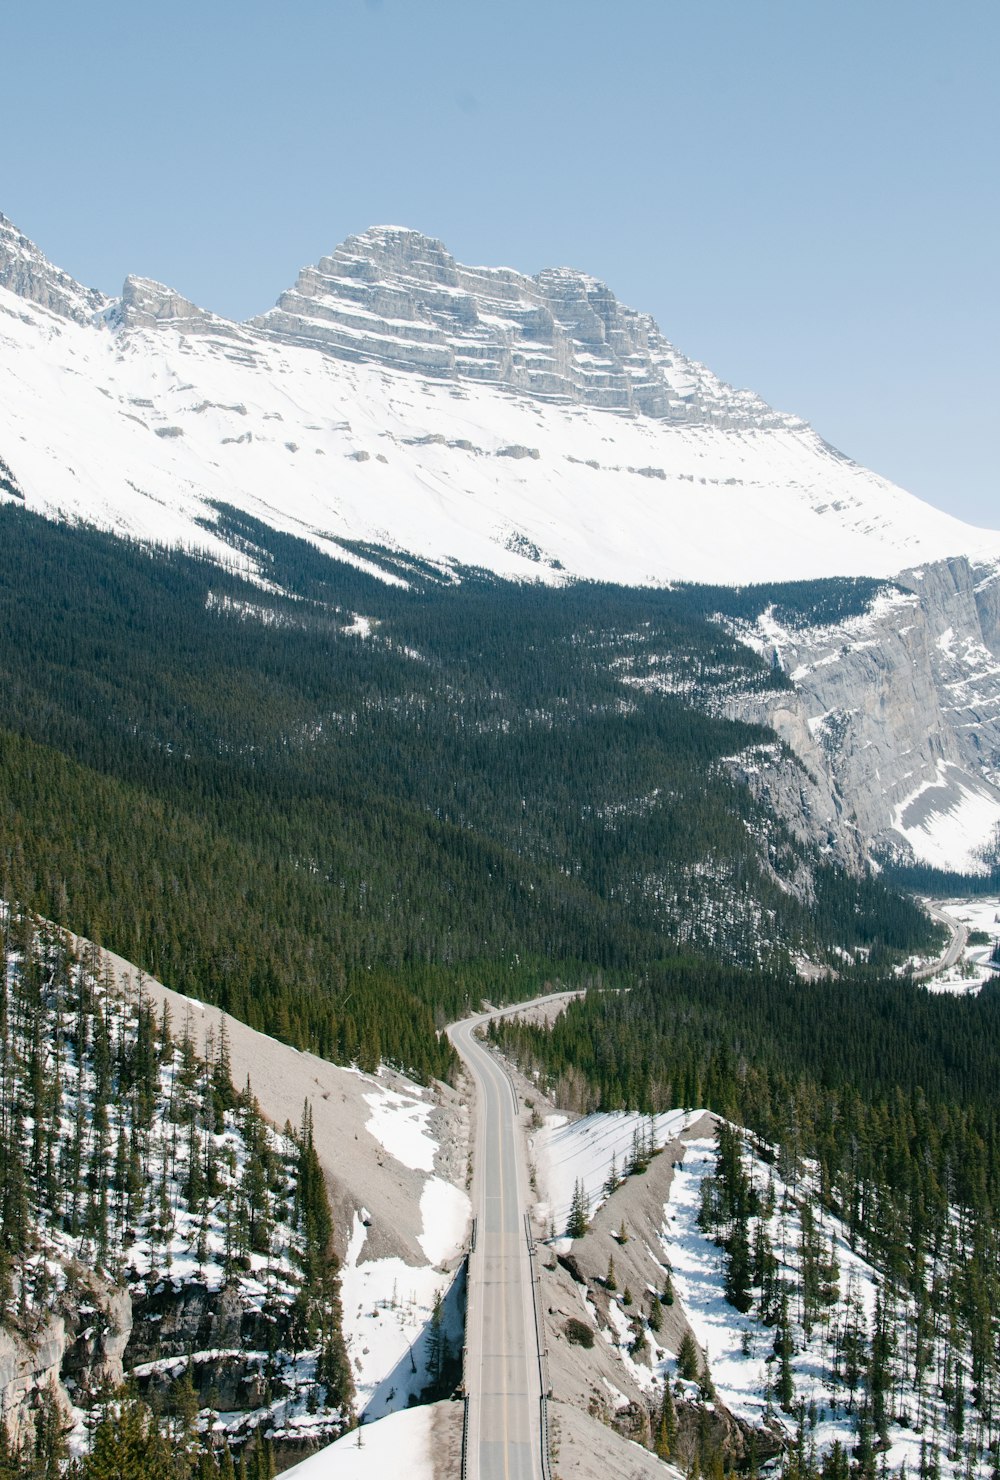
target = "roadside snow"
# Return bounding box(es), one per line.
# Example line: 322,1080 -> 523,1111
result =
920,895 -> 1000,994
418,1177 -> 471,1266
340,1210 -> 465,1420
279,1404 -> 436,1479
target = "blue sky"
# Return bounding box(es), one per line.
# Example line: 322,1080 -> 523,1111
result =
4,0 -> 997,525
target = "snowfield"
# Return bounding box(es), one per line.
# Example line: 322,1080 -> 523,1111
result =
3,222 -> 1000,590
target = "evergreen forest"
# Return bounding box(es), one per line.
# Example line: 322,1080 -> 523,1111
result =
0,909 -> 351,1476
2,502 -> 995,1475
0,504 -> 935,1080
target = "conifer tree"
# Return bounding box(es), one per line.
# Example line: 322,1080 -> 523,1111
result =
566,1178 -> 588,1239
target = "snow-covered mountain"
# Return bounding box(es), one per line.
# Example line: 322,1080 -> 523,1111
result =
2,211 -> 998,588
5,209 -> 1000,874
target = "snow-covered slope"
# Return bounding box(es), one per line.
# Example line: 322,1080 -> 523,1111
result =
92,943 -> 472,1427
2,212 -> 998,587
534,1108 -> 991,1480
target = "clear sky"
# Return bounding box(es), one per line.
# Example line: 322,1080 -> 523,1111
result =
3,0 -> 997,526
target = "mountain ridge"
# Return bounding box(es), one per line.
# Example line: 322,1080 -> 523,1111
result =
2,209 -> 998,590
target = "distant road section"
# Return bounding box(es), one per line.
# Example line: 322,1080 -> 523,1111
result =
449,1008 -> 549,1480
914,902 -> 968,981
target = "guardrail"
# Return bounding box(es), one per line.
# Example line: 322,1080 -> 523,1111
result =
539,1396 -> 552,1480
460,1393 -> 470,1480
524,1212 -> 553,1480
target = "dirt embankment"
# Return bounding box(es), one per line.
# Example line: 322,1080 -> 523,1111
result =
92,944 -> 471,1270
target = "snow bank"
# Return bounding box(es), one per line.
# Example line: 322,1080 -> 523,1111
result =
280,1404 -> 436,1479
418,1176 -> 471,1265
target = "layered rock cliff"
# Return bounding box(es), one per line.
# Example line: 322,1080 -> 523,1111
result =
724,557 -> 1000,873
251,225 -> 796,428
0,213 -> 109,324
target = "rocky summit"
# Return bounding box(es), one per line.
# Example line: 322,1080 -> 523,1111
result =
252,224 -> 791,428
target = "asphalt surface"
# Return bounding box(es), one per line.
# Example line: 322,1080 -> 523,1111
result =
449,1010 -> 546,1480
914,902 -> 968,980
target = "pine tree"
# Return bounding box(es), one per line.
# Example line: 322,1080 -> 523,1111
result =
603,1153 -> 619,1199
677,1329 -> 701,1382
774,1295 -> 795,1411
724,1214 -> 753,1314
655,1381 -> 678,1461
80,1399 -> 175,1480
566,1178 -> 588,1239
427,1289 -> 446,1387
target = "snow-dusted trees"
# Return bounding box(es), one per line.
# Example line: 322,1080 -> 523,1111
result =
0,914 -> 352,1471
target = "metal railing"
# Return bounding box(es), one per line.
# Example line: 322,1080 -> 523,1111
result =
460,1393 -> 470,1480
524,1212 -> 553,1480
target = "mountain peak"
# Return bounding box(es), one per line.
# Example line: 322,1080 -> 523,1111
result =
113,274 -> 242,339
0,212 -> 110,325
252,224 -> 788,429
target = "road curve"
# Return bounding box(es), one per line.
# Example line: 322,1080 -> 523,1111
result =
449,1005 -> 554,1480
913,901 -> 968,981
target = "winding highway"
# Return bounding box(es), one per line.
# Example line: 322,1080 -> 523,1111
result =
913,901 -> 968,981
449,1009 -> 548,1480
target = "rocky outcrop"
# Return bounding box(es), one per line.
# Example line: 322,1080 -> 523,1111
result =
0,212 -> 109,325
725,558 -> 1000,872
0,1274 -> 130,1446
251,225 -> 799,429
0,1318 -> 69,1444
111,274 -> 245,339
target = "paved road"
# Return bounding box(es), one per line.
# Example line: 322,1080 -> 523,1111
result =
449,1004 -> 558,1480
913,901 -> 968,981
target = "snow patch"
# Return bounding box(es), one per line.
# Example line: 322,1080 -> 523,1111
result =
363,1085 -> 437,1172
534,1108 -> 696,1233
417,1176 -> 471,1266
279,1403 -> 437,1479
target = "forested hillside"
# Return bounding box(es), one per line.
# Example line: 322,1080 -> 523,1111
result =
0,505 -> 935,1078
0,909 -> 351,1476
492,963 -> 1000,1476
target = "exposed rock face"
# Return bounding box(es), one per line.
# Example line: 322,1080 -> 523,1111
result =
726,558 -> 1000,871
0,212 -> 109,324
0,1271 -> 321,1456
0,1317 -> 68,1444
251,225 -> 798,429
112,274 -> 245,339
126,1279 -> 255,1365
0,1276 -> 130,1447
